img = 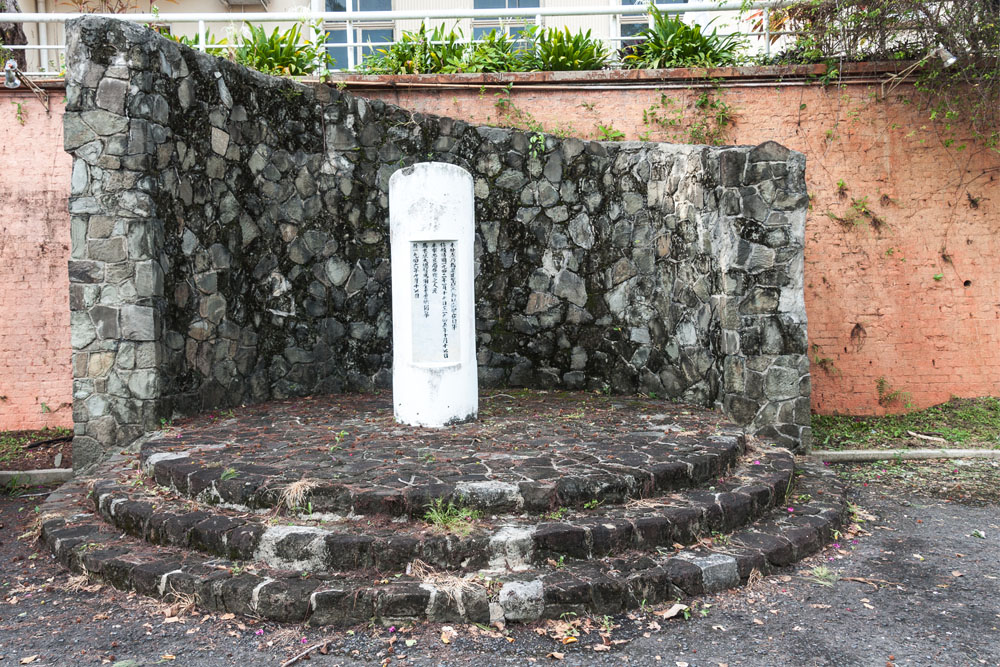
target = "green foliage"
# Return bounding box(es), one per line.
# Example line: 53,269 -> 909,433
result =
163,29 -> 228,55
362,23 -> 608,74
622,6 -> 744,70
164,21 -> 332,75
812,397 -> 1000,450
521,26 -> 610,72
233,22 -> 333,76
761,1 -> 999,151
423,498 -> 481,535
641,87 -> 736,145
595,123 -> 625,141
0,426 -> 72,464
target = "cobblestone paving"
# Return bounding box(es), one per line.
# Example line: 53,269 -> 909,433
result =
141,391 -> 746,515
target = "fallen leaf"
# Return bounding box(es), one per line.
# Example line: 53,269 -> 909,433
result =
712,625 -> 726,631
809,604 -> 831,609
647,621 -> 661,631
952,571 -> 964,577
547,652 -> 565,660
19,657 -> 38,665
220,613 -> 235,620
594,645 -> 610,652
561,636 -> 577,645
161,656 -> 176,661
654,603 -> 688,619
753,618 -> 764,625
863,603 -> 875,610
405,639 -> 417,647
440,626 -> 457,645
676,662 -> 689,667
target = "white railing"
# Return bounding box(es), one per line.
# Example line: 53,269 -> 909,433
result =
0,1 -> 791,77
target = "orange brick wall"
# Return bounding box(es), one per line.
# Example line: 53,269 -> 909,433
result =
357,80 -> 1000,415
0,93 -> 73,431
1,81 -> 997,425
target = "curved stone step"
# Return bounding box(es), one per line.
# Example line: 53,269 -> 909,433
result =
93,447 -> 795,573
39,462 -> 846,626
138,394 -> 746,517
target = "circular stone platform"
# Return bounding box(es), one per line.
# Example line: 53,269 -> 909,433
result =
140,392 -> 746,516
40,391 -> 847,627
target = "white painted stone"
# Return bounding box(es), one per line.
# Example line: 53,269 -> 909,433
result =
389,162 -> 478,427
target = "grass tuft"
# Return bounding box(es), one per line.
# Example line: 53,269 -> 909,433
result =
423,498 -> 481,535
813,397 -> 1000,450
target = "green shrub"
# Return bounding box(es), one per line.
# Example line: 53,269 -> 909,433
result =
521,26 -> 611,71
622,6 -> 744,69
232,22 -> 333,76
164,29 -> 228,55
361,23 -> 468,74
361,23 -> 610,74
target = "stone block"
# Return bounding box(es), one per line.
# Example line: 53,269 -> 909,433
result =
120,305 -> 156,341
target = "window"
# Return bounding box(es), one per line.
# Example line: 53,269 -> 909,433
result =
619,0 -> 686,50
472,0 -> 539,45
325,0 -> 394,70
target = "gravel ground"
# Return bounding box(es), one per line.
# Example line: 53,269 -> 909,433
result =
0,466 -> 997,666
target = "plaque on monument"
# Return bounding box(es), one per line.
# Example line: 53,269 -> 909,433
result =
389,163 -> 477,427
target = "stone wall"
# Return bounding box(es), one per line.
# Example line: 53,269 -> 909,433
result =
64,16 -> 810,469
345,72 -> 1000,417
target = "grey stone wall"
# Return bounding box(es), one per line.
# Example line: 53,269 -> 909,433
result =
65,16 -> 811,470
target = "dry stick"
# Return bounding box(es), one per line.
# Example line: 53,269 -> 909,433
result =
279,640 -> 329,667
22,435 -> 72,450
841,576 -> 903,589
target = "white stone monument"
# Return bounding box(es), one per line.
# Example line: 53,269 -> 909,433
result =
389,162 -> 478,427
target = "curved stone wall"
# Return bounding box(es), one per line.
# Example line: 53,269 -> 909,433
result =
64,16 -> 810,469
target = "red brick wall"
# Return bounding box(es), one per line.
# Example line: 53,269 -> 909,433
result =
356,79 -> 1000,415
1,78 -> 997,427
0,94 -> 73,430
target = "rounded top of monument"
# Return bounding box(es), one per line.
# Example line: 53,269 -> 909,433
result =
390,161 -> 473,187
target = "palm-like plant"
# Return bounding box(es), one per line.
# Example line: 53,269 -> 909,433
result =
523,26 -> 611,71
622,5 -> 744,69
234,22 -> 333,76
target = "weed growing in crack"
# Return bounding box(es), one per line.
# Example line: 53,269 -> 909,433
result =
424,498 -> 480,535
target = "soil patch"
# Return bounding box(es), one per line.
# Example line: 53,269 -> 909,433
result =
0,428 -> 72,472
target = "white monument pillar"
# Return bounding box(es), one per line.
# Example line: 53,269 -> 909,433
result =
389,162 -> 478,427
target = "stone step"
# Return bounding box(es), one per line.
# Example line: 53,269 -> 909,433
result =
93,447 -> 795,573
39,462 -> 846,626
138,395 -> 747,518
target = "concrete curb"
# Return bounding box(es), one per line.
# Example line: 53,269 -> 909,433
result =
0,468 -> 74,485
810,449 -> 1000,463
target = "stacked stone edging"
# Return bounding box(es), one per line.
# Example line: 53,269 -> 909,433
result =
40,459 -> 845,625
65,17 -> 812,470
92,447 -> 793,571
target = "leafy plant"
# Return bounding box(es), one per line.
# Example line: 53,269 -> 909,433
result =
596,124 -> 625,141
622,6 -> 744,70
521,26 -> 610,71
220,467 -> 239,481
362,24 -> 481,74
362,23 -> 610,74
766,1 -> 999,151
424,498 -> 481,535
642,87 -> 736,146
232,22 -> 333,76
163,29 -> 228,55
